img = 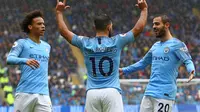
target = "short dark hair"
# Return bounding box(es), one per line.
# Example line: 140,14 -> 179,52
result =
94,14 -> 112,31
154,14 -> 171,24
21,10 -> 44,34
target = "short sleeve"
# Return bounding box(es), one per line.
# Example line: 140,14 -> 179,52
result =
116,30 -> 134,48
71,34 -> 84,49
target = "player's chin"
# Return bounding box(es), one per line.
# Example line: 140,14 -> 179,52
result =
156,36 -> 162,38
39,32 -> 45,36
155,34 -> 162,38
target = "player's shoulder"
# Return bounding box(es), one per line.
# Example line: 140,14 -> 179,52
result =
152,41 -> 160,46
76,35 -> 90,42
76,35 -> 89,39
171,38 -> 184,46
170,38 -> 187,50
14,38 -> 28,46
171,38 -> 182,44
113,31 -> 131,39
16,38 -> 27,43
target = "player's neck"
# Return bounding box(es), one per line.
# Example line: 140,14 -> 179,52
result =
161,31 -> 173,42
28,33 -> 41,43
96,31 -> 108,37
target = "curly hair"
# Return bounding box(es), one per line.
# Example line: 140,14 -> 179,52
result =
20,10 -> 44,34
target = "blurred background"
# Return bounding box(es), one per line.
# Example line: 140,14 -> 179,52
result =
0,0 -> 200,111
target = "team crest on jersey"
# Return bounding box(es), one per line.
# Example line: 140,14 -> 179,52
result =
164,47 -> 170,53
119,33 -> 127,37
12,42 -> 18,47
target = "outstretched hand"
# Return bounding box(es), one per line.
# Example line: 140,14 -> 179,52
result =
187,70 -> 195,83
119,68 -> 124,76
136,0 -> 148,10
56,0 -> 70,12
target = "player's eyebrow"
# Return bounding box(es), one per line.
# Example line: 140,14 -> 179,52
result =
153,22 -> 159,24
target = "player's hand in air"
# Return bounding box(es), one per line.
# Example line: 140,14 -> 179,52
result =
136,0 -> 148,10
26,59 -> 40,69
56,0 -> 70,12
119,68 -> 124,76
187,70 -> 195,83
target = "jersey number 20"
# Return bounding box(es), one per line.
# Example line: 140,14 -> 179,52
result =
90,56 -> 113,77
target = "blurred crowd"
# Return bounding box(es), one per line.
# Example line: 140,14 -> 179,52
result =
0,0 -> 200,106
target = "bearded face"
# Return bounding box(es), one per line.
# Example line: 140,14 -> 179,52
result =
153,17 -> 167,38
154,25 -> 166,38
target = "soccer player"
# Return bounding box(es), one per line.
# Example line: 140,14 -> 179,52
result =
120,15 -> 195,112
6,10 -> 52,112
56,0 -> 148,112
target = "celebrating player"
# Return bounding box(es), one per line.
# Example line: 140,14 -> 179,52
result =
7,10 -> 52,112
120,15 -> 195,112
56,0 -> 148,112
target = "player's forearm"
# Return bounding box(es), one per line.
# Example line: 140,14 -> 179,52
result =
132,8 -> 148,38
184,60 -> 196,76
6,55 -> 28,65
122,60 -> 147,75
56,11 -> 73,43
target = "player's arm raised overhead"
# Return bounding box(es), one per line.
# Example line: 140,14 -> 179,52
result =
56,0 -> 74,43
132,0 -> 148,38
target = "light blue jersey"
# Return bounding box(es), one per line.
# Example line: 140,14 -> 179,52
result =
122,38 -> 195,100
7,38 -> 51,95
72,31 -> 134,93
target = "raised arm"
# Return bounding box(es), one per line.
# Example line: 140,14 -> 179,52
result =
132,0 -> 148,38
56,0 -> 74,43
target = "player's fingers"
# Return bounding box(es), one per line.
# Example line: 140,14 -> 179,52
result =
32,60 -> 39,65
29,65 -> 35,69
63,0 -> 66,5
187,75 -> 194,83
57,0 -> 59,4
187,78 -> 192,83
65,6 -> 70,9
30,60 -> 40,68
27,63 -> 36,69
138,0 -> 143,3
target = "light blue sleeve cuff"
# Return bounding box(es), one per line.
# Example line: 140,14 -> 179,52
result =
122,67 -> 130,76
184,60 -> 196,76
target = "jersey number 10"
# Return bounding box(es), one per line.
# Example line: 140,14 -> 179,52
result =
90,56 -> 113,77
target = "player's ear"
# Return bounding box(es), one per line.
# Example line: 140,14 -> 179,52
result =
107,24 -> 112,32
165,22 -> 170,28
28,25 -> 32,30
